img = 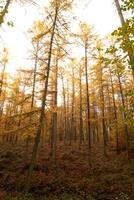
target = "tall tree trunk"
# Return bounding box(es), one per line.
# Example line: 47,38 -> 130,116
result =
92,98 -> 98,144
17,86 -> 26,145
79,65 -> 83,146
26,41 -> 39,154
31,41 -> 39,109
99,66 -> 107,156
61,75 -> 67,145
106,84 -> 112,143
109,67 -> 119,154
117,72 -> 129,158
25,6 -> 58,193
101,85 -> 107,156
51,50 -> 59,164
85,42 -> 91,159
70,67 -> 75,145
114,0 -> 125,25
66,79 -> 70,143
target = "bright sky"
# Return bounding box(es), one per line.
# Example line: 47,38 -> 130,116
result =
0,0 -> 121,74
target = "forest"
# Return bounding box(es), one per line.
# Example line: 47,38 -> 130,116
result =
0,0 -> 134,199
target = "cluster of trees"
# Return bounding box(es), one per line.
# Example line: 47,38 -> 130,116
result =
0,0 -> 134,193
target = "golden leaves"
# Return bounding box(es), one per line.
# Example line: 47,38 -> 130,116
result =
30,20 -> 50,42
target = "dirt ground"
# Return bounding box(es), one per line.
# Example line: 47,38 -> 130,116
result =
0,142 -> 133,200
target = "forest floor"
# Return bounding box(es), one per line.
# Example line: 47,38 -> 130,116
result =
0,142 -> 134,200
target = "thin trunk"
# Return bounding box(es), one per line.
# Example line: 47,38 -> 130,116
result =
117,72 -> 129,157
109,68 -> 119,153
61,75 -> 67,145
25,6 -> 58,193
106,84 -> 112,143
52,50 -> 58,164
31,41 -> 39,108
70,67 -> 75,145
79,66 -> 83,146
92,99 -> 98,144
26,41 -> 39,151
101,87 -> 107,156
99,67 -> 107,156
17,86 -> 26,145
85,42 -> 91,158
67,79 -> 70,143
114,0 -> 125,25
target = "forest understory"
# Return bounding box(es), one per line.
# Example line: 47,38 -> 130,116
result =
0,142 -> 134,200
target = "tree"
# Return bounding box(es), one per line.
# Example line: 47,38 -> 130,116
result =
25,0 -> 73,192
113,0 -> 134,79
0,0 -> 35,25
78,60 -> 84,146
106,44 -> 131,158
77,22 -> 95,160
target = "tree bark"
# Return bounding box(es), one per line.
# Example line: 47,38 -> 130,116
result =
51,50 -> 59,164
109,67 -> 119,154
79,65 -> 83,146
85,42 -> 91,158
0,0 -> 11,25
70,67 -> 75,145
61,75 -> 67,145
117,71 -> 129,158
25,6 -> 58,193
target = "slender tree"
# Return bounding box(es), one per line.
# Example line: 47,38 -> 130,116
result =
25,0 -> 73,192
